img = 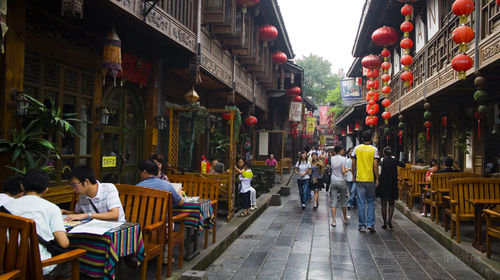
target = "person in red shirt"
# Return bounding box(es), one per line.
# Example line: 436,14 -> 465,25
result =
265,154 -> 277,166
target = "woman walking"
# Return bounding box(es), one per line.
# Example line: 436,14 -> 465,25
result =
378,147 -> 405,230
345,148 -> 356,209
295,151 -> 311,209
310,152 -> 324,210
329,146 -> 350,227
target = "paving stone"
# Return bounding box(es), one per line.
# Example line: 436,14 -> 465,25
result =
267,246 -> 291,261
307,261 -> 331,279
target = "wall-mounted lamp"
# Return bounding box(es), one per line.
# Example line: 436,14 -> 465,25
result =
97,105 -> 111,126
155,115 -> 166,130
10,89 -> 30,116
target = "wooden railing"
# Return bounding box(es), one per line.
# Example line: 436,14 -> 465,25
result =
481,0 -> 500,38
161,0 -> 197,32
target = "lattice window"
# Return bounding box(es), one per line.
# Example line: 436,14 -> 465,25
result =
25,54 -> 41,84
64,68 -> 78,92
44,61 -> 60,89
81,74 -> 94,97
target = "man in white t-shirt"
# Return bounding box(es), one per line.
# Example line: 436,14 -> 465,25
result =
0,175 -> 24,206
4,169 -> 69,278
63,165 -> 125,222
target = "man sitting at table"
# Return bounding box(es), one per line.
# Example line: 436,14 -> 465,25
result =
136,160 -> 184,205
63,165 -> 126,222
436,156 -> 461,173
0,175 -> 24,206
3,169 -> 70,278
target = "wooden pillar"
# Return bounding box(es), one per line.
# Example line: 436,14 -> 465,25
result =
144,58 -> 160,158
90,72 -> 103,176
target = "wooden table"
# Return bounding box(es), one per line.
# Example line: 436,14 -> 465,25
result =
67,222 -> 145,279
465,198 -> 500,252
173,199 -> 214,260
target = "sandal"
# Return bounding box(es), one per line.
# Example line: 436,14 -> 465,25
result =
238,212 -> 248,217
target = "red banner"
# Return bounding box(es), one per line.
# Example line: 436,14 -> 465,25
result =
319,106 -> 330,126
119,53 -> 153,87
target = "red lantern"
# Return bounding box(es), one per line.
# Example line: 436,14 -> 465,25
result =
372,80 -> 379,90
372,116 -> 379,126
441,116 -> 447,127
398,130 -> 404,145
381,49 -> 391,58
245,115 -> 258,126
400,38 -> 414,49
372,104 -> 380,113
290,122 -> 298,127
424,121 -> 432,141
259,25 -> 278,45
452,25 -> 474,44
273,51 -> 288,65
452,0 -> 475,17
382,99 -> 391,107
365,116 -> 372,126
401,4 -> 413,17
222,112 -> 232,121
401,71 -> 414,83
401,55 -> 413,66
341,129 -> 346,136
372,26 -> 399,47
362,54 -> 382,69
366,80 -> 374,89
381,61 -> 391,70
382,86 -> 391,94
400,21 -> 414,33
366,69 -> 380,78
286,86 -> 301,97
498,0 -> 500,6
382,111 -> 391,120
237,0 -> 260,13
355,120 -> 360,131
451,54 -> 473,79
372,91 -> 380,101
293,95 -> 302,102
357,77 -> 362,86
381,74 -> 391,82
368,99 -> 376,106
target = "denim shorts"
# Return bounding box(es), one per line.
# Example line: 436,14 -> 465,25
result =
330,180 -> 348,208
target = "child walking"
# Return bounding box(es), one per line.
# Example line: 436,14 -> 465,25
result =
238,160 -> 253,217
378,147 -> 405,230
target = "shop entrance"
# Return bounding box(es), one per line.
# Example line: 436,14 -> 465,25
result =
100,86 -> 144,184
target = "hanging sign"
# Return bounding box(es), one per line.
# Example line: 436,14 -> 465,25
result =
306,117 -> 316,135
102,156 -> 117,168
289,101 -> 303,122
320,135 -> 326,146
340,79 -> 362,105
119,52 -> 153,87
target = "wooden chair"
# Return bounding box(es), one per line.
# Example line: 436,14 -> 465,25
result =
397,165 -> 411,201
425,173 -> 479,224
484,209 -> 500,258
281,158 -> 292,173
447,178 -> 500,243
406,169 -> 427,211
45,186 -> 78,209
169,175 -> 220,248
0,213 -> 86,280
116,184 -> 188,279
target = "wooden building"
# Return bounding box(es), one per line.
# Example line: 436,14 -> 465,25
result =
0,0 -> 304,185
339,0 -> 500,175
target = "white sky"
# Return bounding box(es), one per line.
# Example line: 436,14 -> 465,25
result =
278,0 -> 366,75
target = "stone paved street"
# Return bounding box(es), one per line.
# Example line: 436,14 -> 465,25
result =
206,181 -> 484,280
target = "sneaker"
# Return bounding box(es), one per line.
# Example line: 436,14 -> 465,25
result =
250,206 -> 257,211
313,202 -> 318,210
343,216 -> 351,224
358,227 -> 366,232
331,222 -> 336,227
367,226 -> 375,232
301,204 -> 306,209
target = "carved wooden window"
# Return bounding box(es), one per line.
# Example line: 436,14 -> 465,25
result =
481,0 -> 500,38
203,0 -> 225,23
23,53 -> 95,183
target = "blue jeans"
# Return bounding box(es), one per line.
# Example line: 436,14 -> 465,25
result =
297,179 -> 310,205
347,181 -> 357,207
357,181 -> 376,228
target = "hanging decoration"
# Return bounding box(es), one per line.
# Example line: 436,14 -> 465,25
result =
61,0 -> 84,18
236,0 -> 260,14
399,1 -> 415,88
245,115 -> 258,126
372,26 -> 398,126
272,51 -> 288,67
293,95 -> 302,102
451,0 -> 475,79
474,76 -> 488,139
362,54 -> 382,127
102,27 -> 122,86
398,114 -> 405,146
290,122 -> 298,139
423,102 -> 432,141
119,53 -> 153,87
259,25 -> 278,47
222,112 -> 233,121
341,128 -> 346,137
286,86 -> 301,98
355,120 -> 360,131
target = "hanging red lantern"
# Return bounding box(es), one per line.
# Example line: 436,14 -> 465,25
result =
372,91 -> 380,101
366,69 -> 380,78
381,62 -> 391,70
441,116 -> 448,127
424,121 -> 433,141
273,51 -> 288,65
222,112 -> 232,121
290,122 -> 298,128
452,25 -> 474,46
259,25 -> 278,46
237,0 -> 260,13
355,120 -> 360,131
372,26 -> 399,47
382,86 -> 391,94
372,104 -> 380,113
372,116 -> 379,126
365,116 -> 372,126
381,74 -> 391,82
341,129 -> 346,136
382,99 -> 391,107
382,111 -> 391,120
401,71 -> 414,86
368,99 -> 376,106
293,95 -> 302,102
381,49 -> 391,58
400,38 -> 414,49
357,77 -> 363,86
286,86 -> 301,97
400,21 -> 414,33
398,130 -> 404,145
401,55 -> 413,67
372,80 -> 379,90
245,115 -> 258,126
401,4 -> 413,18
452,0 -> 475,23
362,54 -> 382,69
366,80 -> 374,89
451,54 -> 473,79
497,0 -> 500,6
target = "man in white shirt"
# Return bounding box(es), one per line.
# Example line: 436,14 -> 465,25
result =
4,169 -> 69,278
63,165 -> 126,222
0,175 -> 24,206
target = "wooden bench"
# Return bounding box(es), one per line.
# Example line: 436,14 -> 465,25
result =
397,165 -> 411,201
447,178 -> 500,243
484,209 -> 500,258
424,172 -> 479,224
116,184 -> 188,279
406,169 -> 427,211
167,174 -> 219,248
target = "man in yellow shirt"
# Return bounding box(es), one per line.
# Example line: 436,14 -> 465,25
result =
352,130 -> 379,232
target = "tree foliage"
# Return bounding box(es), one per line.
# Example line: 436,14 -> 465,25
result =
296,54 -> 339,103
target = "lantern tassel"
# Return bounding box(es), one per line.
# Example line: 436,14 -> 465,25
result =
427,127 -> 430,141
399,135 -> 402,146
478,119 -> 481,140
